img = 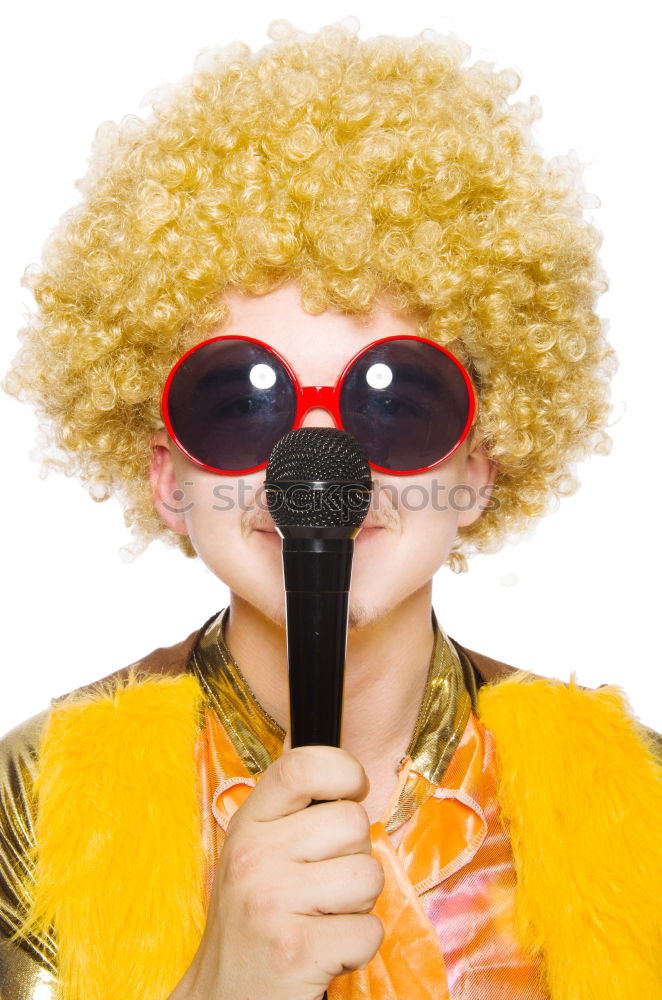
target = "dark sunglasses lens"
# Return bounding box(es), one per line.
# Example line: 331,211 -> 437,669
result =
166,339 -> 296,471
339,340 -> 473,472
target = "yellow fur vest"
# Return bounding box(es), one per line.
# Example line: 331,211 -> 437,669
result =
19,668 -> 662,1000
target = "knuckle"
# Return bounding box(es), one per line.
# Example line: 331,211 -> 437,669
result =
348,755 -> 369,790
365,914 -> 385,951
338,799 -> 370,837
225,839 -> 261,883
277,749 -> 309,794
270,919 -> 313,975
364,855 -> 385,895
351,855 -> 384,907
243,885 -> 279,922
353,915 -> 385,970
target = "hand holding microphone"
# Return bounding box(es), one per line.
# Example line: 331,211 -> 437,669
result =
168,742 -> 384,1000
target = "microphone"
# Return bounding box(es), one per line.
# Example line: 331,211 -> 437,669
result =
265,428 -> 372,1000
264,427 -> 373,750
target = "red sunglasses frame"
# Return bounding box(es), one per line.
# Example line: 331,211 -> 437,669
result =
161,333 -> 477,477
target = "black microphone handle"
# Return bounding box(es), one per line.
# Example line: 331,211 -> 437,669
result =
284,534 -> 353,749
284,534 -> 355,1000
286,587 -> 348,747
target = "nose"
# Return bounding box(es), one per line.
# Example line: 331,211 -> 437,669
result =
299,407 -> 336,430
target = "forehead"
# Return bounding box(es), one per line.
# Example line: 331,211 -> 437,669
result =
219,283 -> 423,382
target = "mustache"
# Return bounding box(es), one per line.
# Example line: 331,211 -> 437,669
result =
241,482 -> 401,537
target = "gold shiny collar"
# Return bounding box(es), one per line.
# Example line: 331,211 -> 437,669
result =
189,607 -> 476,788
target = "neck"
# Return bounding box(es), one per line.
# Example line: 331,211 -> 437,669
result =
224,585 -> 435,770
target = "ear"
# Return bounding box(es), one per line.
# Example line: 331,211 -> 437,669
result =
456,435 -> 498,529
149,430 -> 190,536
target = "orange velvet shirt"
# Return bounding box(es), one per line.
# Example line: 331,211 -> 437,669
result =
192,609 -> 548,999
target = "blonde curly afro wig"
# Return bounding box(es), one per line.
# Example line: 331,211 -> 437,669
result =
4,20 -> 616,570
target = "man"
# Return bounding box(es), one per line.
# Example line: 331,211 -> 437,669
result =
2,22 -> 661,1000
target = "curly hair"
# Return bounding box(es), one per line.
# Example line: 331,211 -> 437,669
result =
3,20 -> 616,571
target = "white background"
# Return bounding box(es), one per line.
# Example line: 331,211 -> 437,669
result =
1,0 -> 660,736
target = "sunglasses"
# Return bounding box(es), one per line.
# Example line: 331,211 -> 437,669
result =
162,334 -> 476,476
